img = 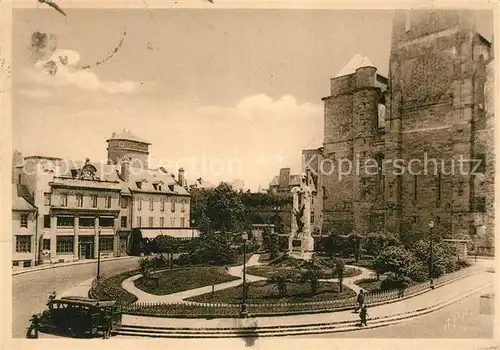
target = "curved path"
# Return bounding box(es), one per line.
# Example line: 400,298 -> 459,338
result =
122,254 -> 374,303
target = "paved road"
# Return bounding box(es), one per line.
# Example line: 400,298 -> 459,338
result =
299,285 -> 494,339
12,258 -> 139,338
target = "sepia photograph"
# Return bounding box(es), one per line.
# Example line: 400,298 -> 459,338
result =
3,1 -> 498,347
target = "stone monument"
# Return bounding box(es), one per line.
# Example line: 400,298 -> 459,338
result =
288,185 -> 314,260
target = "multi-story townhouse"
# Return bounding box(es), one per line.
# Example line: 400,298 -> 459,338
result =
12,185 -> 37,268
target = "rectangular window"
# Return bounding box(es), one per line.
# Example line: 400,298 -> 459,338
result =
121,197 -> 128,209
160,217 -> 164,227
42,239 -> 51,250
79,217 -> 95,227
44,193 -> 51,206
60,194 -> 68,207
149,216 -> 154,227
76,194 -> 83,207
170,217 -> 175,227
311,213 -> 315,224
18,174 -> 22,184
121,216 -> 127,228
138,199 -> 142,211
91,195 -> 97,208
181,199 -> 185,213
161,198 -> 165,211
20,214 -> 28,228
56,236 -> 74,253
171,198 -> 176,212
105,196 -> 112,209
57,216 -> 74,227
472,197 -> 486,212
181,217 -> 185,227
149,198 -> 154,211
99,217 -> 114,227
137,216 -> 142,227
99,237 -> 114,252
43,215 -> 51,228
16,236 -> 31,253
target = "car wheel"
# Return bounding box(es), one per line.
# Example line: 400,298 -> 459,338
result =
68,325 -> 80,338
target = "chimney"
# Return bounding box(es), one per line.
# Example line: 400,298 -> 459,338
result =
278,168 -> 291,189
121,159 -> 130,181
112,132 -> 116,138
178,168 -> 185,187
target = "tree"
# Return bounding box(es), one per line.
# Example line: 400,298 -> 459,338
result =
154,235 -> 181,269
373,246 -> 416,278
300,261 -> 320,295
128,228 -> 143,256
333,258 -> 345,292
190,183 -> 250,234
262,227 -> 280,259
267,270 -> 291,298
187,231 -> 237,265
362,231 -> 400,257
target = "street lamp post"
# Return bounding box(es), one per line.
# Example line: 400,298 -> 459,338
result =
428,220 -> 434,290
97,226 -> 102,279
240,232 -> 248,318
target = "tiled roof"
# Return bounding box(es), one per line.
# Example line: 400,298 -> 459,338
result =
128,167 -> 189,195
12,186 -> 36,211
289,175 -> 302,186
107,130 -> 150,144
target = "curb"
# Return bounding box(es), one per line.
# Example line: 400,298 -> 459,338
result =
12,256 -> 138,276
115,282 -> 492,338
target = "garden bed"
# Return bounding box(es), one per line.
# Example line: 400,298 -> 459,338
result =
245,265 -> 362,279
91,269 -> 140,306
185,280 -> 356,304
134,266 -> 240,295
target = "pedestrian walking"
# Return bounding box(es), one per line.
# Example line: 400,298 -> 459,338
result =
359,304 -> 369,327
102,310 -> 112,339
26,314 -> 40,339
354,290 -> 365,312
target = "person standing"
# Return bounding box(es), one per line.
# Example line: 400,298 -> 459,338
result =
355,290 -> 365,312
102,310 -> 112,339
359,304 -> 369,327
27,314 -> 40,339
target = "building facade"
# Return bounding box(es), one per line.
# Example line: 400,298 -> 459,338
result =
13,131 -> 196,267
12,185 -> 37,268
302,9 -> 494,252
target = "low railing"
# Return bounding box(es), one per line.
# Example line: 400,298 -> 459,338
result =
120,264 -> 482,318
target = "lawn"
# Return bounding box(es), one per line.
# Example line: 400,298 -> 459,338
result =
185,280 -> 356,304
246,265 -> 362,279
354,278 -> 383,292
134,266 -> 240,295
92,269 -> 140,306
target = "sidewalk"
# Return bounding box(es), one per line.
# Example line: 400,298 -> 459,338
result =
12,255 -> 137,276
121,270 -> 493,329
121,254 -> 373,303
121,254 -> 266,303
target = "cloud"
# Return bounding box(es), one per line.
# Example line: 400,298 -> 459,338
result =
29,49 -> 142,94
19,88 -> 54,99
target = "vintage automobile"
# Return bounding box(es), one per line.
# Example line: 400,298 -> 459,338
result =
36,296 -> 121,338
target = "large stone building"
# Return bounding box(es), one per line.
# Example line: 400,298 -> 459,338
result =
13,131 -> 197,267
303,9 -> 494,253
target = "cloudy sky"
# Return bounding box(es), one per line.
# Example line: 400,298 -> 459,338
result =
12,8 -> 493,190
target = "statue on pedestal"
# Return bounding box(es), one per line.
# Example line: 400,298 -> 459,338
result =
289,185 -> 314,260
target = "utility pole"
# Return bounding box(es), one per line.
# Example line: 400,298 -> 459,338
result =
428,220 -> 435,290
97,226 -> 102,279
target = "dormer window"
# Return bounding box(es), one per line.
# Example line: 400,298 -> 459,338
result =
168,185 -> 174,192
153,183 -> 158,191
136,181 -> 142,189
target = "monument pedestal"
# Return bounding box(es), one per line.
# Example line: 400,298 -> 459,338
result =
288,236 -> 314,261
